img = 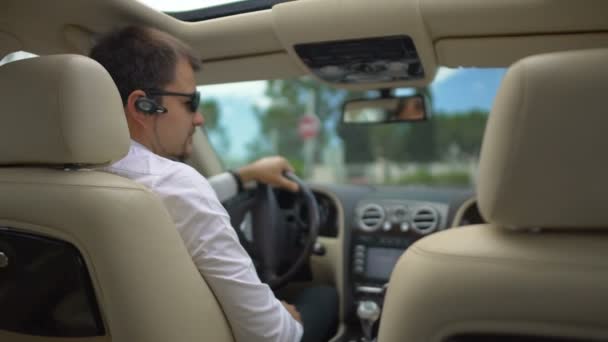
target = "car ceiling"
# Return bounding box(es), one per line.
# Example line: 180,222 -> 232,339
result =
1,0 -> 608,89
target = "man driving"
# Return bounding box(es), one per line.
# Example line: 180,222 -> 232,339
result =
91,26 -> 337,342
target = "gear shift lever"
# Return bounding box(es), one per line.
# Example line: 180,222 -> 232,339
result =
357,300 -> 380,342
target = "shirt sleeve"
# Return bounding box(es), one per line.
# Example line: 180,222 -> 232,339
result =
208,172 -> 239,203
157,165 -> 303,342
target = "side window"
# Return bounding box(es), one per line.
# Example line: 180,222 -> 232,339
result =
0,229 -> 104,337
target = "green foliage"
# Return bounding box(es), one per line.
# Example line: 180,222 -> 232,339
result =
223,76 -> 488,184
288,158 -> 305,176
392,168 -> 471,186
198,99 -> 231,156
248,77 -> 366,173
402,115 -> 437,162
200,100 -> 220,129
433,109 -> 488,159
347,107 -> 488,164
339,124 -> 374,163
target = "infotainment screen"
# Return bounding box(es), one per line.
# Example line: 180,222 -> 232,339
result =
365,247 -> 404,280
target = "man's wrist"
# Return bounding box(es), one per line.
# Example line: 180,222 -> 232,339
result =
236,164 -> 256,184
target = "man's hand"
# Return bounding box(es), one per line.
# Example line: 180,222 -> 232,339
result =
281,300 -> 302,323
237,156 -> 299,192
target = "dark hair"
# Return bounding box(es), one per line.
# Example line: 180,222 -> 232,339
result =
89,25 -> 201,106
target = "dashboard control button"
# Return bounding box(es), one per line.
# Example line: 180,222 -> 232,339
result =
355,266 -> 364,273
400,222 -> 410,232
358,235 -> 373,243
355,245 -> 365,252
356,286 -> 384,294
355,251 -> 365,259
382,221 -> 392,231
392,207 -> 407,222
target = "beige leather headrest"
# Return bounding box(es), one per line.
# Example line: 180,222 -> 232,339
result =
0,54 -> 129,166
478,48 -> 608,229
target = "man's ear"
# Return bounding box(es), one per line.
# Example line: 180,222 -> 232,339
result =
125,89 -> 149,126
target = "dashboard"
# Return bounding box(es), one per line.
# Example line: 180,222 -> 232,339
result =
350,199 -> 448,293
273,184 -> 484,340
276,184 -> 483,337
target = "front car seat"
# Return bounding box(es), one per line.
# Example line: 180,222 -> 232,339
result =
378,49 -> 608,341
0,55 -> 234,342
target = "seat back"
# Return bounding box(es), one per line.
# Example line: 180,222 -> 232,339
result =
379,49 -> 608,341
0,55 -> 234,342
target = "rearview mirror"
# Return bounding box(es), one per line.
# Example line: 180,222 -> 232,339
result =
342,94 -> 427,124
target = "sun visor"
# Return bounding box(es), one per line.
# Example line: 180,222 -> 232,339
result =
272,0 -> 437,90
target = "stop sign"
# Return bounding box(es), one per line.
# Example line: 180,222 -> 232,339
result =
298,114 -> 320,140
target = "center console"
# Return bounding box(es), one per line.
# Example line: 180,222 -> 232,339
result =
344,199 -> 448,341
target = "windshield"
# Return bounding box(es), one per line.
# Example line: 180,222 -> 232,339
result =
199,67 -> 506,187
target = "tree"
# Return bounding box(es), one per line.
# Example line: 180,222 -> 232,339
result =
433,109 -> 488,159
198,99 -> 231,156
246,77 -> 365,170
239,77 -> 488,182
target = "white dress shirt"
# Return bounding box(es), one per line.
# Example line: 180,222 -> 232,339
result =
102,140 -> 303,342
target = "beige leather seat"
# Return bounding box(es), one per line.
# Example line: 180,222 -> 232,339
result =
379,49 -> 608,341
0,55 -> 234,341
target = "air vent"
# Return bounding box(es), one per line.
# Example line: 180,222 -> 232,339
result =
411,207 -> 439,235
358,204 -> 385,232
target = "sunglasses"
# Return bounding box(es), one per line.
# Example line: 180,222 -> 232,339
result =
146,89 -> 201,113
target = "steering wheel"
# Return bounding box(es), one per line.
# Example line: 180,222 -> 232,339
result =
250,172 -> 320,290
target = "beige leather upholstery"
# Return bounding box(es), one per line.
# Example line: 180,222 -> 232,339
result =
379,49 -> 608,341
381,225 -> 608,341
478,48 -> 608,229
0,54 -> 129,166
0,55 -> 234,341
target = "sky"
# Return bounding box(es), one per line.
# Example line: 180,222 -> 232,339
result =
431,68 -> 506,112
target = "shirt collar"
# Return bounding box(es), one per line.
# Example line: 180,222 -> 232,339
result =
130,139 -> 151,152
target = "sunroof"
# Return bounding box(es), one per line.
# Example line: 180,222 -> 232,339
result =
137,0 -> 291,21
137,0 -> 247,13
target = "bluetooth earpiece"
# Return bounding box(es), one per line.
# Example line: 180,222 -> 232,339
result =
135,96 -> 167,115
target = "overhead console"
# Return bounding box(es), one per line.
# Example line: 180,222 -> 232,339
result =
294,35 -> 425,84
272,0 -> 437,90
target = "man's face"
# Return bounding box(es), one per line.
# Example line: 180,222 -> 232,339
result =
151,57 -> 204,160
